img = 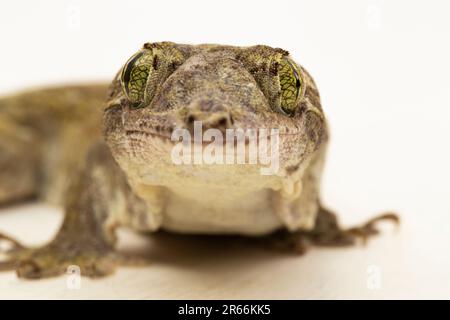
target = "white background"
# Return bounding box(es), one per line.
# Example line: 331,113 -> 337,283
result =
0,0 -> 449,299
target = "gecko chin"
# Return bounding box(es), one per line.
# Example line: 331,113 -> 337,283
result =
106,125 -> 314,193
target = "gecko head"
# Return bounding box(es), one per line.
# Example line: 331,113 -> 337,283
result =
103,42 -> 327,188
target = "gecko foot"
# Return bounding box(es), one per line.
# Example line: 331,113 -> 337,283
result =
265,207 -> 399,254
0,233 -> 119,279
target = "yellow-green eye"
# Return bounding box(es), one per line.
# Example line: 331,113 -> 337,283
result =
120,49 -> 153,108
279,57 -> 302,115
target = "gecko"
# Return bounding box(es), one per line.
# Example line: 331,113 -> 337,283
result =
0,42 -> 398,279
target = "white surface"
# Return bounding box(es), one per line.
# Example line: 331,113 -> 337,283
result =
0,204 -> 447,299
0,0 -> 449,299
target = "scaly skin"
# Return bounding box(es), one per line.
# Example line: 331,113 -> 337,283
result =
0,42 -> 398,279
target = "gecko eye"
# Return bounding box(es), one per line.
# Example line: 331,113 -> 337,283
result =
120,43 -> 185,109
120,49 -> 154,109
278,57 -> 303,116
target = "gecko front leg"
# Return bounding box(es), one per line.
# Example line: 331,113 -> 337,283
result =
0,142 -> 159,279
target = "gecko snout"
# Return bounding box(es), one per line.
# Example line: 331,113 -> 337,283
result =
184,99 -> 233,133
185,111 -> 233,133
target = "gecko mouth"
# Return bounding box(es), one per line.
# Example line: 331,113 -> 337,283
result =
126,130 -> 173,141
115,126 -> 311,179
125,129 -> 283,147
124,126 -> 284,174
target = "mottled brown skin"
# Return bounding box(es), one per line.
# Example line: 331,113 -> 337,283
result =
0,42 -> 398,279
0,85 -> 106,205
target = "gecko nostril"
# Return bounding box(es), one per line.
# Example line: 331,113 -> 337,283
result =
217,117 -> 228,127
186,114 -> 197,125
184,110 -> 232,133
210,113 -> 233,132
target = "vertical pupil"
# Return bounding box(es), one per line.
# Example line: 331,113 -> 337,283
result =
288,60 -> 301,94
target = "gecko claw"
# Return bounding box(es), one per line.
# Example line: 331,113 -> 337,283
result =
346,212 -> 400,245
